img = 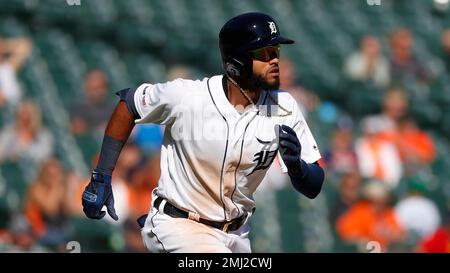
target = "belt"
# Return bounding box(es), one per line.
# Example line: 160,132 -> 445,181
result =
153,196 -> 246,233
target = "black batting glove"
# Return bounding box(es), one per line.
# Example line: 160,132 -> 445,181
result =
278,125 -> 303,176
82,171 -> 118,221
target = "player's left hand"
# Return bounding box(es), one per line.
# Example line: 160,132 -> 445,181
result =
82,171 -> 119,221
278,125 -> 302,174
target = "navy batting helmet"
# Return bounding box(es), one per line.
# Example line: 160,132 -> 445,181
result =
219,12 -> 294,79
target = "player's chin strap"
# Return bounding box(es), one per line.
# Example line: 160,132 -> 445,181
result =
226,74 -> 257,106
225,74 -> 293,117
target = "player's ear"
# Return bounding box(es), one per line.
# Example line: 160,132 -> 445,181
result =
225,58 -> 241,78
224,55 -> 252,79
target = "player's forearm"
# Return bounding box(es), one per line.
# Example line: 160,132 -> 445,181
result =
288,160 -> 324,199
95,101 -> 135,176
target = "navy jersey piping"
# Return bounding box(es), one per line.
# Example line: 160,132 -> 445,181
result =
207,77 -> 229,221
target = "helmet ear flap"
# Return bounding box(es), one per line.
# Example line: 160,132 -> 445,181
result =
224,55 -> 252,79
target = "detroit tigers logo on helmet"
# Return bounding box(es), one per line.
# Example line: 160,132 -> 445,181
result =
268,21 -> 277,34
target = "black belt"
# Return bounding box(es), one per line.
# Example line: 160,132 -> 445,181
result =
154,196 -> 246,233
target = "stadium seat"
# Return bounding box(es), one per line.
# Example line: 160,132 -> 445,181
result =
275,188 -> 304,252
78,40 -> 132,96
124,54 -> 167,84
340,81 -> 383,117
0,17 -> 29,36
409,99 -> 442,129
0,162 -> 28,204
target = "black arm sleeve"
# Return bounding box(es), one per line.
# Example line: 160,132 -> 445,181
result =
116,88 -> 140,119
95,135 -> 125,176
288,160 -> 325,199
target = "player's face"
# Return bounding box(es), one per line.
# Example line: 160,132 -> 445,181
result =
250,45 -> 281,90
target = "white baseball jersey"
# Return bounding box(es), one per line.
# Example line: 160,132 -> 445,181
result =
133,75 -> 321,222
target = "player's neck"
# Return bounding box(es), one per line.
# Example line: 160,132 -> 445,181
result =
225,77 -> 260,109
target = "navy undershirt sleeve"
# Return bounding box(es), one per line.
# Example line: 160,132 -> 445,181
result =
288,160 -> 324,199
116,87 -> 140,119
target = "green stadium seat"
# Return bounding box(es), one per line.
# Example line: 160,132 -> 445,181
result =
439,110 -> 450,136
430,75 -> 450,108
34,0 -> 83,24
33,30 -> 86,107
0,17 -> 29,36
0,0 -> 38,14
0,162 -> 28,203
275,188 -> 304,252
409,100 -> 441,129
0,173 -> 10,228
74,133 -> 100,167
78,40 -> 132,95
0,197 -> 10,229
125,54 -> 167,84
342,82 -> 383,117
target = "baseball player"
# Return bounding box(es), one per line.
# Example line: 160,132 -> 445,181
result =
81,12 -> 325,253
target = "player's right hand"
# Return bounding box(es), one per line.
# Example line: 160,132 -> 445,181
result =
82,171 -> 119,221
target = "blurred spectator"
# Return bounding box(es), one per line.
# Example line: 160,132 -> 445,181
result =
167,64 -> 193,80
84,176 -> 129,226
395,178 -> 441,242
24,158 -> 68,248
355,117 -> 403,189
418,212 -> 450,253
368,87 -> 409,132
251,156 -> 288,253
323,126 -> 359,176
0,215 -> 47,252
127,153 -> 160,218
0,37 -> 31,110
70,69 -> 114,137
369,89 -> 436,172
128,65 -> 194,155
329,171 -> 361,226
0,101 -> 54,164
440,29 -> 450,74
65,170 -> 85,214
70,145 -> 154,233
279,58 -> 321,116
336,180 -> 405,252
389,28 -> 429,86
115,144 -> 142,181
344,36 -> 390,89
131,124 -> 163,155
388,116 -> 436,172
71,151 -> 132,225
122,218 -> 146,253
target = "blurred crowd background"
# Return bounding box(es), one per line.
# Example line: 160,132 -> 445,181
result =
1,0 -> 450,253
